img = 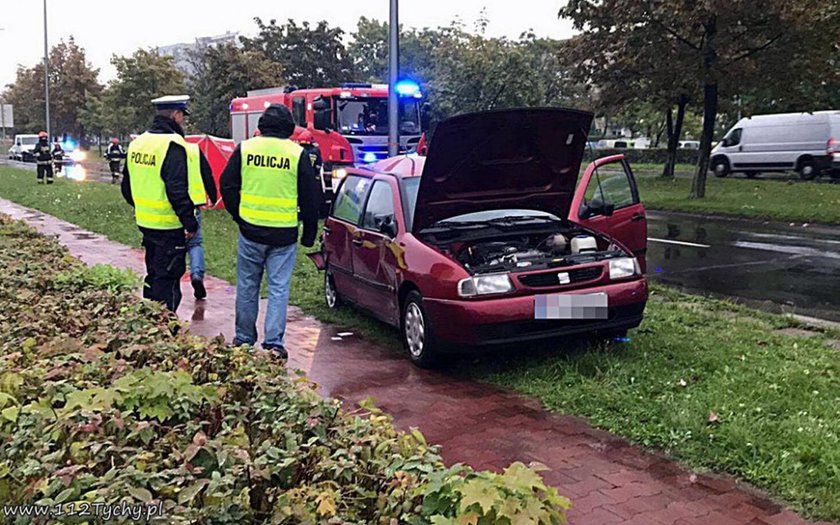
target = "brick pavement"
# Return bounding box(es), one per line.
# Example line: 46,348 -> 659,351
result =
1,198 -> 830,525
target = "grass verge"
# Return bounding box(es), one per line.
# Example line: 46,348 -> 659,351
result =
1,165 -> 839,520
636,175 -> 840,224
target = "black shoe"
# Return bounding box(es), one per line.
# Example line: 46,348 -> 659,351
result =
47,179 -> 54,184
263,345 -> 288,359
231,339 -> 252,348
191,278 -> 206,300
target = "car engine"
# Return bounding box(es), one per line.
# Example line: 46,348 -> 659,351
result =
448,231 -> 623,274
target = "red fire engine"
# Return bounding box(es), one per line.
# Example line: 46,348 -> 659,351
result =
230,82 -> 428,202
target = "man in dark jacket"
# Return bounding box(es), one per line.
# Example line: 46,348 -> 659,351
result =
33,131 -> 53,184
220,104 -> 320,358
121,95 -> 198,312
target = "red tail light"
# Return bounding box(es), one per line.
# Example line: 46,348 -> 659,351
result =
829,137 -> 839,154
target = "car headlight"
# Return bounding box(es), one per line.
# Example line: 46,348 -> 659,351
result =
457,273 -> 514,297
332,168 -> 348,179
609,257 -> 640,280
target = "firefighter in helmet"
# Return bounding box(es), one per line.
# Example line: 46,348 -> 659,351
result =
106,138 -> 126,183
34,131 -> 54,184
296,129 -> 325,216
51,141 -> 65,174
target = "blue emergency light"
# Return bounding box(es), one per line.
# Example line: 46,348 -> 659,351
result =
363,152 -> 378,163
395,80 -> 421,97
63,139 -> 75,151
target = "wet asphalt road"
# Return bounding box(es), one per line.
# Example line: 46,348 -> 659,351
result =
646,211 -> 840,322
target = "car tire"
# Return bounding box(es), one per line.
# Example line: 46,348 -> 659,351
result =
324,270 -> 343,309
401,290 -> 441,368
829,170 -> 840,180
745,171 -> 759,179
711,156 -> 730,178
797,158 -> 819,180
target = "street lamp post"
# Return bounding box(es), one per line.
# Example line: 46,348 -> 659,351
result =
43,0 -> 51,141
387,0 -> 400,157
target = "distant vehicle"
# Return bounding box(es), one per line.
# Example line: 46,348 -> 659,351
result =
8,134 -> 39,162
679,140 -> 700,150
597,139 -> 634,149
710,110 -> 840,180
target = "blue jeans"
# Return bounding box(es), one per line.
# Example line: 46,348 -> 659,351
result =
186,210 -> 205,280
234,233 -> 297,348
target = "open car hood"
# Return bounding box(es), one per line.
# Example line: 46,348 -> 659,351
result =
412,108 -> 593,233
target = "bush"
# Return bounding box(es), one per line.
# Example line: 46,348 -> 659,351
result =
0,215 -> 570,524
584,148 -> 700,165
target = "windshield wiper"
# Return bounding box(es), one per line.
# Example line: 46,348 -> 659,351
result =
484,215 -> 561,225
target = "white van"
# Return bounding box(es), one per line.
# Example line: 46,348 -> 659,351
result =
710,111 -> 840,180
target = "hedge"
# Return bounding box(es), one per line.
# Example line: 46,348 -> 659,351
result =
584,148 -> 700,165
0,215 -> 570,524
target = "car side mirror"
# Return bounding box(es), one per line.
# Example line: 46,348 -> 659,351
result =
582,197 -> 614,219
376,214 -> 397,237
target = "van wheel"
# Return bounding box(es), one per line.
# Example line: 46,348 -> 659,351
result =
712,157 -> 730,177
401,291 -> 441,368
798,158 -> 819,180
829,170 -> 840,180
745,171 -> 759,179
324,271 -> 343,309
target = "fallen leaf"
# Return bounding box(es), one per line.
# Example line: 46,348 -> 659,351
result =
708,411 -> 719,424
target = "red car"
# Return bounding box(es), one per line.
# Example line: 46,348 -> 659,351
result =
311,108 -> 648,366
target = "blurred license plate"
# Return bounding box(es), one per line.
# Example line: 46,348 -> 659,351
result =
535,293 -> 608,320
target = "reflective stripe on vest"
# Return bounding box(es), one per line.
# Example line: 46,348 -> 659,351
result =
185,142 -> 207,206
127,133 -> 184,230
240,136 -> 301,228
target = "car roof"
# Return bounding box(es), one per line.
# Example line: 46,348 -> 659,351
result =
364,155 -> 425,179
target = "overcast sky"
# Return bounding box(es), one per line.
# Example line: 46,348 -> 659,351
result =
0,0 -> 575,89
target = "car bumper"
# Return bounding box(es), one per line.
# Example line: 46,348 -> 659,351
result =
831,154 -> 840,169
423,278 -> 648,347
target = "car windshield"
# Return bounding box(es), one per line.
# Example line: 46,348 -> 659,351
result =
20,137 -> 37,145
336,97 -> 421,136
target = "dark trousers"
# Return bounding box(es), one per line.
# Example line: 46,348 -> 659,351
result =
36,164 -> 54,183
142,231 -> 187,312
109,161 -> 121,175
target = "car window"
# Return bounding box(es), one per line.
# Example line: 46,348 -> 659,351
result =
723,128 -> 742,147
361,181 -> 396,231
332,175 -> 371,225
581,162 -> 639,215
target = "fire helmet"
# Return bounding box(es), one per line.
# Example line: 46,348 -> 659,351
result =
38,131 -> 48,139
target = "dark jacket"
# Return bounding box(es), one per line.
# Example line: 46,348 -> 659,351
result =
106,143 -> 125,161
51,145 -> 64,159
34,139 -> 52,164
220,134 -> 320,248
121,116 -> 198,235
197,150 -> 219,206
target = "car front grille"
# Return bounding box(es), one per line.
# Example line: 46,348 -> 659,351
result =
517,266 -> 603,288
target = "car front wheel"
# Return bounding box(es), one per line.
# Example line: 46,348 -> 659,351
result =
402,291 -> 440,368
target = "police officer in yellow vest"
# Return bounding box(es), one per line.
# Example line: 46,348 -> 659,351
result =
121,95 -> 199,312
220,104 -> 321,359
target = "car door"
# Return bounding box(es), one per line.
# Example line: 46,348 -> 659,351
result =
569,155 -> 647,272
325,174 -> 372,304
351,179 -> 400,325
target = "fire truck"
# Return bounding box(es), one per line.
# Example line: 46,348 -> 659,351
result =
230,82 -> 428,203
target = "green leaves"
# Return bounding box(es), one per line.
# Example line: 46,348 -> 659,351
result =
0,214 -> 569,524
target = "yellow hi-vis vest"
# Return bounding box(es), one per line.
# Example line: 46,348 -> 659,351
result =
127,133 -> 185,230
239,136 -> 301,228
185,142 -> 208,206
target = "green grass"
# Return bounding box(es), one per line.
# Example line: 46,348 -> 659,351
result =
1,165 -> 839,520
468,288 -> 840,520
636,174 -> 840,224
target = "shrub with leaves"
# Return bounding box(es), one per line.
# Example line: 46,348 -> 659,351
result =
0,215 -> 570,524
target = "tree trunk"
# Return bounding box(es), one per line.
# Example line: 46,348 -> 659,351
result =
691,16 -> 718,199
662,95 -> 688,178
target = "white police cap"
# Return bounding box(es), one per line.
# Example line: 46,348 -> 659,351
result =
151,95 -> 191,115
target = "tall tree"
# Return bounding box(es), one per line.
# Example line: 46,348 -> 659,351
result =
561,0 -> 840,197
241,18 -> 353,87
105,49 -> 186,133
188,44 -> 283,137
2,38 -> 101,138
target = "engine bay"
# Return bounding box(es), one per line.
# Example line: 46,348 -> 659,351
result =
424,227 -> 628,275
